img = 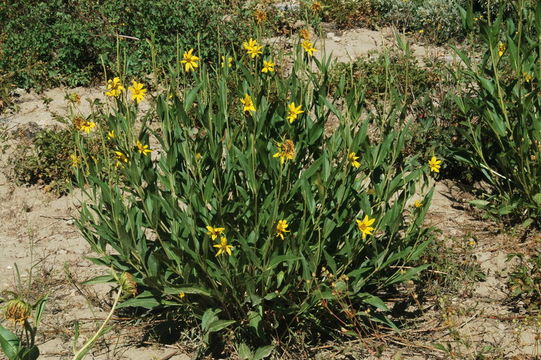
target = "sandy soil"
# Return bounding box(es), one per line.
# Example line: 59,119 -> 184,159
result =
0,27 -> 539,359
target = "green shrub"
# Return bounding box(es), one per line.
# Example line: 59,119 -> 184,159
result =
74,40 -> 435,354
454,1 -> 541,223
0,0 -> 250,88
7,128 -> 76,194
370,0 -> 467,43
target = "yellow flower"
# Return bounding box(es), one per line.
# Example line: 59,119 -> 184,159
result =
128,80 -> 147,103
428,156 -> 442,173
275,219 -> 290,240
4,299 -> 31,325
240,93 -> 256,113
302,40 -> 317,56
195,152 -> 202,161
181,48 -> 200,72
73,117 -> 96,133
254,9 -> 267,24
243,38 -> 263,58
105,77 -> 124,97
261,60 -> 275,73
418,29 -> 424,34
524,72 -> 533,83
136,141 -> 152,156
348,152 -> 360,168
498,42 -> 506,57
114,151 -> 129,166
221,56 -> 233,68
273,139 -> 295,164
414,200 -> 423,208
70,154 -> 81,167
206,225 -> 225,240
107,130 -> 115,139
213,236 -> 233,256
287,102 -> 304,123
356,215 -> 376,240
179,291 -> 186,299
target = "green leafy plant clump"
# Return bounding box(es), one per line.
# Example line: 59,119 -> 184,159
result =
74,38 -> 435,355
0,0 -> 250,88
453,1 -> 541,224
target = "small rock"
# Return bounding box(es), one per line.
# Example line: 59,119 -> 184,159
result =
57,249 -> 67,255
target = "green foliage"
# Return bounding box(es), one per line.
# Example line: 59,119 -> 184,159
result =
7,128 -> 75,194
453,1 -> 541,223
74,41 -> 434,354
0,0 -> 250,88
370,0 -> 467,43
319,0 -> 375,29
508,250 -> 541,310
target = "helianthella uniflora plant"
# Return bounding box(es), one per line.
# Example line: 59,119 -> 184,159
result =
454,1 -> 541,225
0,295 -> 47,360
74,39 -> 434,352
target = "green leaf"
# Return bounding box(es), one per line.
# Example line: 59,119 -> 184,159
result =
81,274 -> 115,285
117,293 -> 161,309
0,325 -> 20,360
254,345 -> 275,360
359,293 -> 389,311
207,319 -> 236,334
469,199 -> 490,208
163,286 -> 211,297
266,254 -> 299,271
33,294 -> 48,327
20,345 -> 39,360
238,343 -> 253,359
532,193 -> 541,205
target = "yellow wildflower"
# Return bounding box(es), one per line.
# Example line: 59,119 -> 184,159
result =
73,117 -> 96,133
524,72 -> 533,83
221,56 -> 233,68
107,130 -> 115,139
414,200 -> 423,208
213,236 -> 233,256
105,77 -> 124,97
261,59 -> 275,73
128,80 -> 147,103
70,154 -> 81,167
243,38 -> 263,58
348,152 -> 360,168
4,299 -> 31,324
356,215 -> 376,240
276,219 -> 290,240
181,48 -> 200,72
498,42 -> 506,57
179,291 -> 186,299
287,102 -> 304,123
240,94 -> 256,113
302,40 -> 317,56
206,225 -> 225,240
136,141 -> 152,156
273,139 -> 295,164
114,151 -> 129,166
428,156 -> 442,173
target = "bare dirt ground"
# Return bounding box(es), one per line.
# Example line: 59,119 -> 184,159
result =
1,28 -> 540,359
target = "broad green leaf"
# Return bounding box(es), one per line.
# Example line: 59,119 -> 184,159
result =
0,325 -> 19,360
